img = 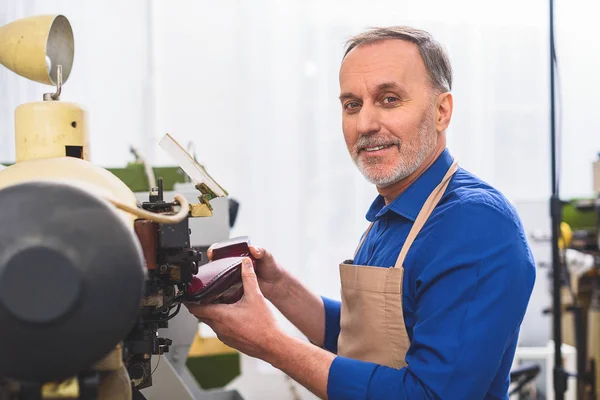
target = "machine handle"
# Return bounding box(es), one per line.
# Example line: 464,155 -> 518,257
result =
107,194 -> 190,224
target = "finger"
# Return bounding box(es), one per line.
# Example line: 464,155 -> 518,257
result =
207,245 -> 214,261
241,257 -> 261,299
249,245 -> 264,259
185,302 -> 226,320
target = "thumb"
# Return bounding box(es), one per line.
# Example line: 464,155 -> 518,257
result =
241,257 -> 260,299
249,245 -> 264,259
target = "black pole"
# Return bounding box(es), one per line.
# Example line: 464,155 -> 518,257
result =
549,0 -> 567,399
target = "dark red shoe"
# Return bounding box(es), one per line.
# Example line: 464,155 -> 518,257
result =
185,237 -> 255,304
211,236 -> 252,259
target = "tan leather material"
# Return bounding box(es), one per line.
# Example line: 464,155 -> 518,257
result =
337,160 -> 458,369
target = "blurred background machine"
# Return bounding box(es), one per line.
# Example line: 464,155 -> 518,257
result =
519,153 -> 600,400
555,153 -> 600,400
0,14 -> 243,400
503,163 -> 599,400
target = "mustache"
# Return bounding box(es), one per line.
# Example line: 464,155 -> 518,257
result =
353,136 -> 402,153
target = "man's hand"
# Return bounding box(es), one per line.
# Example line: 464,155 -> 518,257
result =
186,257 -> 334,400
207,245 -> 284,301
205,240 -> 329,358
185,257 -> 285,359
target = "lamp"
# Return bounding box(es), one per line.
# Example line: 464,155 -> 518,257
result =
0,14 -> 88,162
0,14 -> 74,86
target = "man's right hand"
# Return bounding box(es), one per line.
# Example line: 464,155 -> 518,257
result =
207,244 -> 285,302
206,241 -> 326,347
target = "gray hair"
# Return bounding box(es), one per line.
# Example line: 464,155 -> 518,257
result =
343,26 -> 453,93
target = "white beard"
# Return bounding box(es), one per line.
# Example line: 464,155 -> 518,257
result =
353,106 -> 437,188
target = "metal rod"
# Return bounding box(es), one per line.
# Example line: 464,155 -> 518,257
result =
158,177 -> 164,202
549,0 -> 566,398
43,65 -> 63,101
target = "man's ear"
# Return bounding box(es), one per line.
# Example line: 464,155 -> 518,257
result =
436,92 -> 453,133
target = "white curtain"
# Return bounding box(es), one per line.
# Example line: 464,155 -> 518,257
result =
2,0 -> 600,318
1,1 -> 600,397
150,3 -> 600,397
148,0 -> 599,290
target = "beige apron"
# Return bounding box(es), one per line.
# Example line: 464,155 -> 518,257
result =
337,160 -> 458,369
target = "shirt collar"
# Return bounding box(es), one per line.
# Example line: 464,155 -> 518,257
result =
365,148 -> 454,222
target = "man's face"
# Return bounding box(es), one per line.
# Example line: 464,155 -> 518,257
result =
339,39 -> 439,187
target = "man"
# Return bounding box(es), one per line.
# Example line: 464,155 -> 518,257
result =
186,26 -> 536,399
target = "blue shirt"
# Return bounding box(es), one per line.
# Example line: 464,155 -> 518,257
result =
322,149 -> 536,400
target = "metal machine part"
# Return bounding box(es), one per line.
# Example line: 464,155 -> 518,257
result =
0,181 -> 146,386
124,178 -> 204,392
134,185 -> 239,400
0,178 -> 233,399
139,184 -> 231,375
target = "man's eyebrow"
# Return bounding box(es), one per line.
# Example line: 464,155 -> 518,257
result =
375,82 -> 408,97
338,92 -> 357,102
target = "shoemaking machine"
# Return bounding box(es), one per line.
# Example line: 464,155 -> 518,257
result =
0,15 -> 246,400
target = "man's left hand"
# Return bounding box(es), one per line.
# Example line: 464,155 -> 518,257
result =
185,258 -> 285,360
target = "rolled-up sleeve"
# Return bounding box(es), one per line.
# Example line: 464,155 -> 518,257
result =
321,296 -> 341,353
326,200 -> 536,399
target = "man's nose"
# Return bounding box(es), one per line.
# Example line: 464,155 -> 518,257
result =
356,104 -> 381,136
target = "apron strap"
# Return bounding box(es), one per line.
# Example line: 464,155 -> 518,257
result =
353,222 -> 374,259
394,160 -> 458,268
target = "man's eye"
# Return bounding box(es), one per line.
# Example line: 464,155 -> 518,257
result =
382,96 -> 399,104
344,102 -> 360,110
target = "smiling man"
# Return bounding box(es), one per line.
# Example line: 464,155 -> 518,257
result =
186,26 -> 536,399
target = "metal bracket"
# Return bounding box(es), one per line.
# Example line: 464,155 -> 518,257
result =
43,65 -> 63,101
188,183 -> 220,217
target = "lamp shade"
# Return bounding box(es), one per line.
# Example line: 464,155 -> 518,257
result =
0,14 -> 74,85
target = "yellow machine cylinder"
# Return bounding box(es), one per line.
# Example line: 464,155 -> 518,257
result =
0,157 -> 138,226
15,101 -> 89,162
